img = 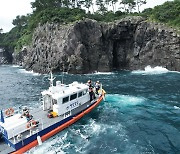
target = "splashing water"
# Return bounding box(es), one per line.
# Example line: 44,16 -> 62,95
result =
19,68 -> 41,76
12,65 -> 20,68
174,106 -> 180,110
132,65 -> 169,75
106,94 -> 145,106
93,72 -> 115,75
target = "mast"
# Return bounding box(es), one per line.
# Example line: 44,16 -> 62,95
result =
48,71 -> 55,87
61,64 -> 64,84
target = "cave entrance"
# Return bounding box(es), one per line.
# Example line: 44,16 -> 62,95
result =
112,40 -> 128,70
112,41 -> 119,69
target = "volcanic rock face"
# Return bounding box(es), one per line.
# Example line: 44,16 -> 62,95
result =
14,16 -> 180,73
130,21 -> 180,71
0,48 -> 12,64
13,47 -> 28,66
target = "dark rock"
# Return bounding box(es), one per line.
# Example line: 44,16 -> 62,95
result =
0,48 -> 13,64
12,47 -> 28,66
13,17 -> 180,73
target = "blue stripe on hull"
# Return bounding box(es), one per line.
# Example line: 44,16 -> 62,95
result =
14,116 -> 72,150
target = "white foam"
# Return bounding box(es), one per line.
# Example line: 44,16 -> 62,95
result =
85,71 -> 114,75
12,65 -> 20,68
27,116 -> 126,153
106,94 -> 145,106
174,106 -> 180,109
19,69 -> 40,76
132,65 -> 169,75
93,72 -> 114,75
61,132 -> 68,140
91,121 -> 101,134
145,65 -> 168,73
170,70 -> 180,74
27,133 -> 67,154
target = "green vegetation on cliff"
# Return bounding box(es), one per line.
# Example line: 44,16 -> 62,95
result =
142,0 -> 180,27
0,0 -> 179,53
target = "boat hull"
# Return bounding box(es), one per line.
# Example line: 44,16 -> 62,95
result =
11,94 -> 104,154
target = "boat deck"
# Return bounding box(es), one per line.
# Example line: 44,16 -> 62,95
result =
10,99 -> 94,142
0,99 -> 97,153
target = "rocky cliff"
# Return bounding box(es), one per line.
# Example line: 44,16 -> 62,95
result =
0,48 -> 12,64
13,16 -> 180,73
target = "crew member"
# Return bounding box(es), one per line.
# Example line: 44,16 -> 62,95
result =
95,81 -> 101,94
87,79 -> 92,87
20,107 -> 33,121
89,87 -> 95,101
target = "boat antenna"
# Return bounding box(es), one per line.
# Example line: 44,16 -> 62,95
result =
48,71 -> 56,87
62,64 -> 64,84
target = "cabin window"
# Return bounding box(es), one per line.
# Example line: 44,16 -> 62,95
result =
63,96 -> 69,104
70,93 -> 77,101
78,91 -> 83,97
83,90 -> 88,95
52,99 -> 57,104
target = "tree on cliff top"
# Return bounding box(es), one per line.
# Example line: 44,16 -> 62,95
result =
136,0 -> 146,13
12,15 -> 29,28
1,0 -> 179,54
30,0 -> 147,14
142,0 -> 180,27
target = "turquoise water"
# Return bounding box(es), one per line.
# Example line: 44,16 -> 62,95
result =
0,65 -> 180,154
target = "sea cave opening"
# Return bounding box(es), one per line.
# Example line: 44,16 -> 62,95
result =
112,41 -> 119,70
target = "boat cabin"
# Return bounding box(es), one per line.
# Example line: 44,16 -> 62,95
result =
41,81 -> 90,116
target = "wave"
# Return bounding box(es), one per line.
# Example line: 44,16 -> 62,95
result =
19,69 -> 41,76
12,65 -> 21,68
26,94 -> 143,153
170,70 -> 180,74
132,65 -> 169,75
85,71 -> 115,75
27,132 -> 68,154
94,72 -> 114,75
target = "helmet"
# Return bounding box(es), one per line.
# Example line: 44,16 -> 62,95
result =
23,106 -> 28,111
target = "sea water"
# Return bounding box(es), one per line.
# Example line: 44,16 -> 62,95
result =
0,65 -> 179,154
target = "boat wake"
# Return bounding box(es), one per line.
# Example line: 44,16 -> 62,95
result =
132,65 -> 169,75
106,94 -> 145,106
27,132 -> 69,154
26,94 -> 152,154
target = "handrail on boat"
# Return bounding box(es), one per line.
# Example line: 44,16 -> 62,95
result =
8,118 -> 44,144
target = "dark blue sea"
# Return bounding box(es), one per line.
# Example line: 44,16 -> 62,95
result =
0,65 -> 180,154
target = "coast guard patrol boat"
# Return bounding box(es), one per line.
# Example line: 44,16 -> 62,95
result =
0,73 -> 105,153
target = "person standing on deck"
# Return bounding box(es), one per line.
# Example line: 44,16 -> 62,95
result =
95,81 -> 101,94
89,87 -> 95,101
87,79 -> 92,88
